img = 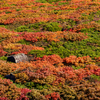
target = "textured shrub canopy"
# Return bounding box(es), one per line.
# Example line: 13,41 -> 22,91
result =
0,0 -> 100,100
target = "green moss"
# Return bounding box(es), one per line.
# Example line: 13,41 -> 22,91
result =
28,31 -> 100,58
35,0 -> 65,3
35,0 -> 47,3
29,21 -> 62,32
25,82 -> 50,90
57,19 -> 77,30
18,39 -> 31,45
58,1 -> 69,5
14,21 -> 62,32
91,74 -> 100,81
11,4 -> 16,6
43,22 -> 62,31
0,25 -> 6,27
15,25 -> 34,32
72,65 -> 82,70
25,82 -> 35,89
47,0 -> 62,3
0,56 -> 7,60
0,75 -> 5,79
16,9 -> 22,11
14,83 -> 26,88
28,50 -> 46,58
29,22 -> 45,29
5,11 -> 12,14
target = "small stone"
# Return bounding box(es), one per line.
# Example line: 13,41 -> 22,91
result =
5,74 -> 16,82
7,53 -> 29,63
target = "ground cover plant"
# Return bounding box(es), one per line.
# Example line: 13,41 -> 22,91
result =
0,0 -> 100,99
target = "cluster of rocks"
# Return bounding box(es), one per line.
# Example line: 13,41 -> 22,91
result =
5,53 -> 29,82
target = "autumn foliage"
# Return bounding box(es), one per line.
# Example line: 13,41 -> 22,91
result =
0,0 -> 100,100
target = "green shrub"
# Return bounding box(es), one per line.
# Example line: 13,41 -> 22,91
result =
29,22 -> 62,32
16,9 -> 22,11
35,0 -> 47,3
35,0 -> 65,3
28,50 -> 46,57
58,1 -> 69,5
25,82 -> 49,90
15,25 -> 27,32
72,65 -> 81,70
25,82 -> 35,89
43,22 -> 62,32
14,83 -> 26,88
29,22 -> 45,29
15,25 -> 33,32
0,56 -> 7,60
91,74 -> 100,81
18,39 -> 31,45
57,19 -> 76,30
5,11 -> 12,14
47,0 -> 61,3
